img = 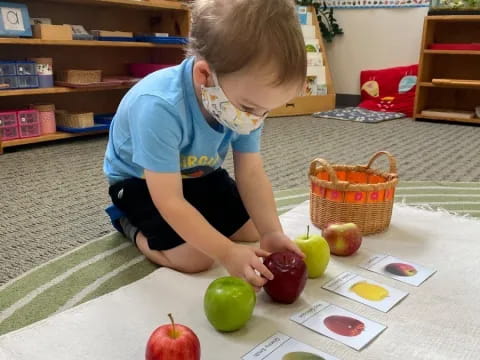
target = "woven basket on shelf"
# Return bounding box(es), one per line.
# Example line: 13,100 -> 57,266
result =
55,110 -> 94,128
309,151 -> 399,235
56,70 -> 102,84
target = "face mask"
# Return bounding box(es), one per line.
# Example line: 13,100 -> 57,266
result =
201,73 -> 266,135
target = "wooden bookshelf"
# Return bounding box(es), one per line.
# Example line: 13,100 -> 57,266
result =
269,6 -> 335,117
44,0 -> 187,11
414,16 -> 480,125
0,0 -> 189,154
0,38 -> 183,48
0,85 -> 134,97
1,131 -> 108,149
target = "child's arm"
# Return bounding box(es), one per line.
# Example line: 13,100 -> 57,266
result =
145,169 -> 274,289
233,152 -> 304,257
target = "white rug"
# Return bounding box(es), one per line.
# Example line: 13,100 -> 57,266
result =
1,202 -> 479,360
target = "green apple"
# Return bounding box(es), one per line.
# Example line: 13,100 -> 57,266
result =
204,276 -> 256,332
294,226 -> 330,278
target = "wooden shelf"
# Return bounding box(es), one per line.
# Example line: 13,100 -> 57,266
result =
0,38 -> 184,48
424,49 -> 480,55
43,0 -> 187,10
414,15 -> 480,125
426,15 -> 480,21
415,114 -> 480,124
2,131 -> 108,149
0,85 -> 133,97
419,81 -> 480,89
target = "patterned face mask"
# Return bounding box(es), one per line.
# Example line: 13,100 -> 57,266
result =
201,73 -> 267,135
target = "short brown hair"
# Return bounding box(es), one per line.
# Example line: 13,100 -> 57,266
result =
188,0 -> 307,86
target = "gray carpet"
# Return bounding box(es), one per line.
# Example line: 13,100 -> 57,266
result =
1,116 -> 480,285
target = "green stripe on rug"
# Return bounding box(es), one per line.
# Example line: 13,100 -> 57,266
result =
1,181 -> 479,336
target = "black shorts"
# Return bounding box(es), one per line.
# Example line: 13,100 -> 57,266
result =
108,168 -> 250,251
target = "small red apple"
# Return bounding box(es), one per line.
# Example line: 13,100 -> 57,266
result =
146,314 -> 200,360
263,251 -> 308,304
322,223 -> 362,256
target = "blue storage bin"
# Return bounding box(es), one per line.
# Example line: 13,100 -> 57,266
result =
0,61 -> 16,76
17,75 -> 39,89
0,76 -> 18,89
16,61 -> 37,76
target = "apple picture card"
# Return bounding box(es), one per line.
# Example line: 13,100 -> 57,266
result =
290,301 -> 386,351
242,332 -> 339,360
322,272 -> 408,312
359,254 -> 437,286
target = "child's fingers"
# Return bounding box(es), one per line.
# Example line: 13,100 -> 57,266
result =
254,247 -> 270,258
244,266 -> 268,288
287,242 -> 306,258
251,257 -> 274,280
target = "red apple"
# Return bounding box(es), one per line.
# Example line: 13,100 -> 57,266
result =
263,251 -> 307,304
322,223 -> 362,256
146,314 -> 200,360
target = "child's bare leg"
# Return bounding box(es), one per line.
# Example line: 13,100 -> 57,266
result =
136,232 -> 214,273
230,219 -> 260,243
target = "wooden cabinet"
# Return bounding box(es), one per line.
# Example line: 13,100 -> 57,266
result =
414,15 -> 480,124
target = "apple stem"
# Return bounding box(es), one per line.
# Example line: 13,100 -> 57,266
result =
168,313 -> 177,339
307,225 -> 310,238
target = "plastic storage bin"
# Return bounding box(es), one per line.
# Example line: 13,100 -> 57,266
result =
17,76 -> 39,89
31,104 -> 56,134
0,111 -> 19,140
17,110 -> 41,138
16,61 -> 37,76
0,61 -> 16,76
0,76 -> 18,89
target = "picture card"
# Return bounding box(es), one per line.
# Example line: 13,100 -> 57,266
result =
291,301 -> 386,351
242,332 -> 339,360
359,254 -> 437,286
322,272 -> 408,312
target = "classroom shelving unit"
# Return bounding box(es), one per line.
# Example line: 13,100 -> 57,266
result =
0,0 -> 189,154
414,15 -> 480,125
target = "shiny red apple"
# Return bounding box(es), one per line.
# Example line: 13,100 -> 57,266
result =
322,223 -> 362,256
263,251 -> 308,304
146,314 -> 200,360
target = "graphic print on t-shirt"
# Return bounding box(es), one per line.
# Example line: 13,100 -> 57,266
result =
180,154 -> 221,178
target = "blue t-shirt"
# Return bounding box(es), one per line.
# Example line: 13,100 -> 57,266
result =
104,57 -> 262,184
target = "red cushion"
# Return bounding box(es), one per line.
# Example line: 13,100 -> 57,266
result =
359,64 -> 418,117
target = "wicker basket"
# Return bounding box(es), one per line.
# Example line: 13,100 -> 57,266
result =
309,151 -> 398,235
56,70 -> 102,84
55,110 -> 94,128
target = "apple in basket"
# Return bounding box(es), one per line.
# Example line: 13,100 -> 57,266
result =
322,223 -> 362,256
146,313 -> 200,360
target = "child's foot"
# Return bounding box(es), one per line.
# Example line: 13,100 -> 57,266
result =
119,217 -> 139,247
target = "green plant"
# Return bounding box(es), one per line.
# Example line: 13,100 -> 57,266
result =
296,0 -> 344,42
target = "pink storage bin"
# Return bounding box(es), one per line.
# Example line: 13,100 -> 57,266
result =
31,104 -> 56,135
0,111 -> 19,140
128,63 -> 174,78
17,110 -> 41,138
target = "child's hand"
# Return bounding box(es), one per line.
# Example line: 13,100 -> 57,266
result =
219,244 -> 274,291
260,232 -> 305,259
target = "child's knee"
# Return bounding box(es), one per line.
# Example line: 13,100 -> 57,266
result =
176,257 -> 214,274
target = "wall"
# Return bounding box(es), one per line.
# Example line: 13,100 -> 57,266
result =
325,7 -> 429,95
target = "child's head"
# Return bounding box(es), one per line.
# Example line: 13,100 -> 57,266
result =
188,0 -> 307,117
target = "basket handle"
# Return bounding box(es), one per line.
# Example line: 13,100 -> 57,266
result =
309,158 -> 339,184
366,151 -> 397,174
